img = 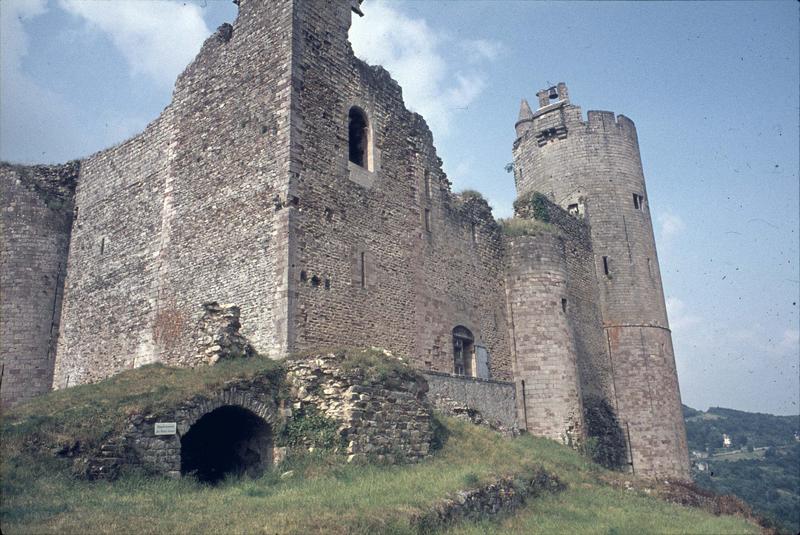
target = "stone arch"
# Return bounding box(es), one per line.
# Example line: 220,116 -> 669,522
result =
452,325 -> 475,377
348,106 -> 371,169
178,390 -> 278,435
180,405 -> 272,483
175,390 -> 279,483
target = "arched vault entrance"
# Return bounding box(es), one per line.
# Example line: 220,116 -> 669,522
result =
180,405 -> 272,484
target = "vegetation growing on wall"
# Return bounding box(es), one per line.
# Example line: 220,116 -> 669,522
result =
513,191 -> 552,223
582,395 -> 628,470
281,406 -> 343,452
499,217 -> 558,237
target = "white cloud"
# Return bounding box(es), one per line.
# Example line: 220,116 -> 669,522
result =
777,328 -> 799,354
0,0 -> 47,73
460,39 -> 503,62
658,211 -> 686,242
0,0 -> 88,163
349,1 -> 498,137
665,296 -> 701,331
58,0 -> 210,87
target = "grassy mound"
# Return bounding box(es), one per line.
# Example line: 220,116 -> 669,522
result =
2,358 -> 283,460
1,358 -> 761,534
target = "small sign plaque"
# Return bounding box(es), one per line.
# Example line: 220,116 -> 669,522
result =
154,422 -> 177,436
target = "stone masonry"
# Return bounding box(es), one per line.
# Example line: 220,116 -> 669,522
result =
1,162 -> 78,405
286,353 -> 433,463
0,0 -> 689,479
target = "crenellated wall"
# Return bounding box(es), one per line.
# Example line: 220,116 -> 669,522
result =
1,162 -> 78,405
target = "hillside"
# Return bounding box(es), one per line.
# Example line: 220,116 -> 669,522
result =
1,361 -> 762,534
684,405 -> 800,533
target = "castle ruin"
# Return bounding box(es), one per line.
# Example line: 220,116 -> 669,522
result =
0,0 -> 689,479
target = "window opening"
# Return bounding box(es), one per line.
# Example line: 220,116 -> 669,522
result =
360,252 -> 366,289
633,193 -> 644,210
100,237 -> 105,255
452,326 -> 475,377
300,270 -> 307,283
561,298 -> 567,313
521,380 -> 528,427
567,203 -> 579,216
602,256 -> 610,276
471,222 -> 477,243
348,107 -> 369,168
424,170 -> 431,199
424,208 -> 431,232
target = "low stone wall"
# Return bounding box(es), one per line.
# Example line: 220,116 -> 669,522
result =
413,467 -> 565,531
422,371 -> 517,434
287,354 -> 433,463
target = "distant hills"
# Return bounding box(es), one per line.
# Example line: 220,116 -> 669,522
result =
684,405 -> 799,533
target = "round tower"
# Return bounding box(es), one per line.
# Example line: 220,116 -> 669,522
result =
512,83 -> 689,479
506,232 -> 584,446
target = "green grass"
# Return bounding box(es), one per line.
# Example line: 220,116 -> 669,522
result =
449,485 -> 759,535
1,359 -> 761,534
499,217 -> 559,237
2,358 -> 283,458
2,418 -> 759,534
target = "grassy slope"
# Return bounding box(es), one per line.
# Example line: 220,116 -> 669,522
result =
2,364 -> 759,535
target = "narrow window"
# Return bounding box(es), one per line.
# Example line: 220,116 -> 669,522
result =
360,252 -> 366,289
521,380 -> 528,427
602,256 -> 610,276
424,208 -> 431,233
424,170 -> 431,199
470,222 -> 477,243
647,257 -> 652,277
633,193 -> 644,210
561,298 -> 567,313
348,107 -> 369,168
100,237 -> 105,255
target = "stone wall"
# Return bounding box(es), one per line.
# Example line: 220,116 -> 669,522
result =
53,0 -> 295,387
505,231 -> 585,445
286,353 -> 433,462
422,371 -> 517,433
1,162 -> 78,406
515,195 -> 616,406
287,0 -> 513,381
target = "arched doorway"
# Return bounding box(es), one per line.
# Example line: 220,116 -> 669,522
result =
180,405 -> 272,484
453,326 -> 475,377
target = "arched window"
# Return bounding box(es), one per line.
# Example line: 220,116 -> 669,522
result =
452,326 -> 474,377
348,106 -> 369,168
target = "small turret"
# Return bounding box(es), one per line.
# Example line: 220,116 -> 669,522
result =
515,99 -> 534,137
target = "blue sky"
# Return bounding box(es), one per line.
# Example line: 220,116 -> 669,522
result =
1,0 -> 797,415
